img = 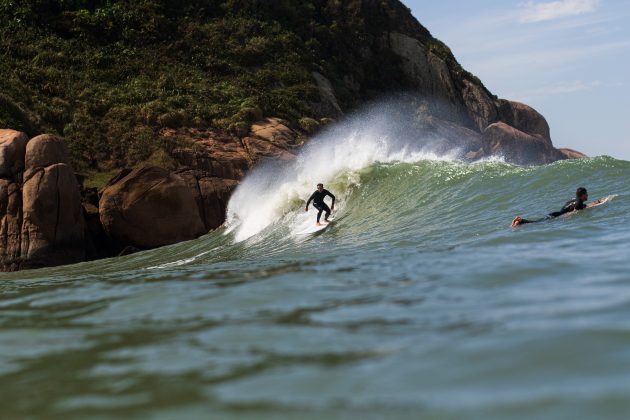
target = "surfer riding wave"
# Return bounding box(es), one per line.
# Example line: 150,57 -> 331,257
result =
305,183 -> 336,226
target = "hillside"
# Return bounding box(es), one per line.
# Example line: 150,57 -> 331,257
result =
1,0 -> 492,171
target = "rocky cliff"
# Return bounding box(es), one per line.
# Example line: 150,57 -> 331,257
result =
0,0 -> 585,270
0,118 -> 300,270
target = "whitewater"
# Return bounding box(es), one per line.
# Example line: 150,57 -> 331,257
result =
225,106 -> 465,243
1,108 -> 630,419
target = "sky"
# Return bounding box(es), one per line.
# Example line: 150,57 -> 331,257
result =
406,0 -> 630,160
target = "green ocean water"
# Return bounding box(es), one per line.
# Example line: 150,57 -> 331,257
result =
1,120 -> 629,419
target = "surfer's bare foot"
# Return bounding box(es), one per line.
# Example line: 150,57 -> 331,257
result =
316,222 -> 322,226
511,216 -> 522,228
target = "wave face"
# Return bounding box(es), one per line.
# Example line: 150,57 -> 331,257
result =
1,115 -> 630,418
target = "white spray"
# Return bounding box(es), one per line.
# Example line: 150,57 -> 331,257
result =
225,102 -> 462,242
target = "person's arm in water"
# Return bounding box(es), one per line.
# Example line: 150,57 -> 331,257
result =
587,199 -> 603,208
326,190 -> 336,210
305,192 -> 315,211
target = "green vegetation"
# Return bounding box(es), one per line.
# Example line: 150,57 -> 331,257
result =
298,117 -> 320,134
0,0 -> 483,172
82,169 -> 117,189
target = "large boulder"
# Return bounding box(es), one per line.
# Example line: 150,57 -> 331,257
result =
24,134 -> 70,170
428,117 -> 483,154
165,129 -> 250,180
198,177 -> 238,230
249,118 -> 298,146
171,145 -> 248,179
99,166 -> 206,248
177,170 -> 238,231
482,122 -> 563,165
20,163 -> 85,268
0,132 -> 89,270
0,129 -> 28,177
558,148 -> 588,159
245,118 -> 299,161
497,100 -> 550,141
242,136 -> 296,161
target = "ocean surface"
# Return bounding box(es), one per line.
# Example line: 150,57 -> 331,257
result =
1,114 -> 629,419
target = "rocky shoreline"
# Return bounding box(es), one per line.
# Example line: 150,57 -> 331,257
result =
0,118 -> 303,271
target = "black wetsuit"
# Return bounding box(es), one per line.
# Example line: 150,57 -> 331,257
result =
306,189 -> 335,223
520,198 -> 587,224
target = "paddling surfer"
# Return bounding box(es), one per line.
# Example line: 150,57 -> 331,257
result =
512,187 -> 602,227
305,183 -> 336,226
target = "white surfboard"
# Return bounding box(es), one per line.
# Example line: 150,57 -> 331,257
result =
588,195 -> 615,208
296,218 -> 334,235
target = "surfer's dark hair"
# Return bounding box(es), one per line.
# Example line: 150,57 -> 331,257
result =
576,187 -> 587,197
317,183 -> 323,187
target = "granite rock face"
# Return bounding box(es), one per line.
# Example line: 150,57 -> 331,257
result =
0,129 -> 28,177
21,162 -> 85,268
298,4 -> 580,165
0,132 -> 85,270
177,170 -> 238,232
377,30 -> 572,164
558,148 -> 588,159
99,166 -> 206,249
482,122 -> 564,165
